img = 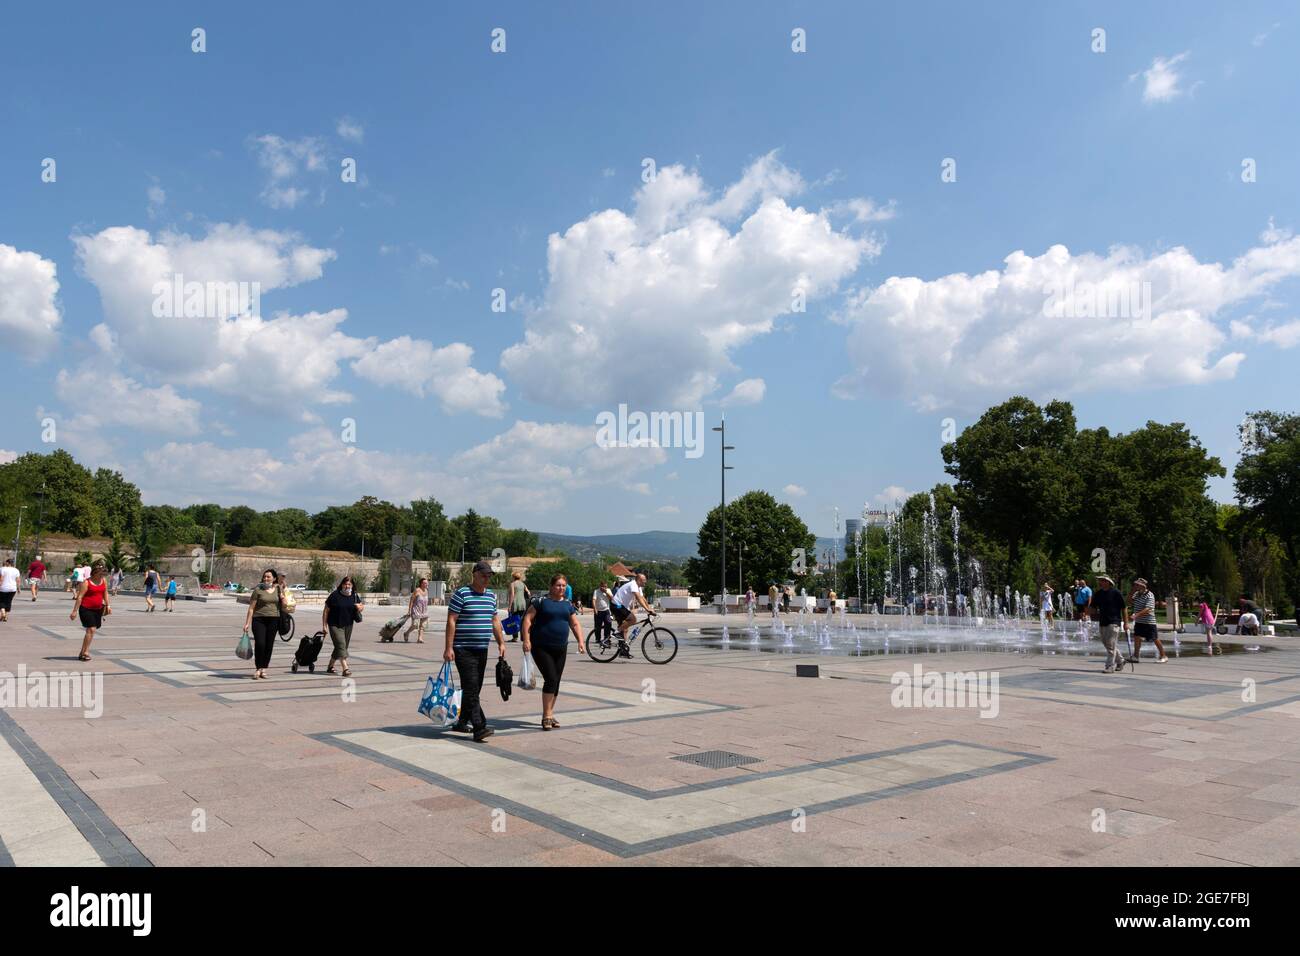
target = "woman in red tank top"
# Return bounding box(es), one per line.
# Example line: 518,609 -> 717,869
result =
71,561 -> 113,662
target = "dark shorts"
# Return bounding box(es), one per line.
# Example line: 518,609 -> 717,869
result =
1133,622 -> 1158,640
612,604 -> 633,625
79,607 -> 103,629
0,591 -> 14,612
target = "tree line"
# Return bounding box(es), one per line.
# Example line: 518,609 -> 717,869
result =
685,398 -> 1299,618
0,450 -> 538,567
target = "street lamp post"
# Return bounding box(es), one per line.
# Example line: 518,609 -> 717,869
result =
32,482 -> 47,562
712,419 -> 735,615
209,524 -> 219,585
13,505 -> 27,558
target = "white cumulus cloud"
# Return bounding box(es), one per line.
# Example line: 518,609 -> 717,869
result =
0,244 -> 61,359
834,232 -> 1300,411
352,337 -> 507,417
500,153 -> 878,411
719,378 -> 766,407
784,484 -> 807,498
1135,52 -> 1190,103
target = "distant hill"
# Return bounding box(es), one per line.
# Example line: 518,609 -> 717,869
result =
537,530 -> 698,562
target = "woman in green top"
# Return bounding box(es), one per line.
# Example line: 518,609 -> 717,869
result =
241,568 -> 284,679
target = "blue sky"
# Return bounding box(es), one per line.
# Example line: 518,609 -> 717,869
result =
1,0 -> 1297,539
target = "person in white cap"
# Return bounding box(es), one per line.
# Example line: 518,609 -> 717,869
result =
1127,577 -> 1167,663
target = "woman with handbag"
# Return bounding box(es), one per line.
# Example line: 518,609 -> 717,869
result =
324,575 -> 364,675
242,568 -> 283,679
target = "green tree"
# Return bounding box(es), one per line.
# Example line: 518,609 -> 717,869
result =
411,497 -> 461,561
684,490 -> 815,598
942,397 -> 1080,576
0,450 -> 102,539
306,555 -> 335,590
1235,411 -> 1300,610
91,468 -> 142,540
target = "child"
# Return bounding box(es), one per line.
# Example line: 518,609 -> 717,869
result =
165,575 -> 178,612
1198,596 -> 1218,654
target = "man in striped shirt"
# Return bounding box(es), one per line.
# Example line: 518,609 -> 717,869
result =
444,560 -> 508,742
1127,577 -> 1167,663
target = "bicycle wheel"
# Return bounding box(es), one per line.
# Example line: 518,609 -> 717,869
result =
586,633 -> 619,663
641,626 -> 678,664
280,615 -> 296,642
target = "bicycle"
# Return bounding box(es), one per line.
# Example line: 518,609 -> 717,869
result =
586,611 -> 677,664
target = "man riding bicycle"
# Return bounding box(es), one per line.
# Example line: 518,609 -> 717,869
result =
611,572 -> 653,657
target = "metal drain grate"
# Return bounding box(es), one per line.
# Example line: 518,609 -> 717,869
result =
671,750 -> 762,770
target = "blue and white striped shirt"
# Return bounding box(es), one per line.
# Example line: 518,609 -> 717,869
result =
449,586 -> 499,648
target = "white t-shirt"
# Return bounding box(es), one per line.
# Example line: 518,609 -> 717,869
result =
592,588 -> 611,612
0,566 -> 20,592
614,580 -> 641,609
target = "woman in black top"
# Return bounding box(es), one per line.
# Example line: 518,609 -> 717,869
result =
322,576 -> 364,677
521,574 -> 586,730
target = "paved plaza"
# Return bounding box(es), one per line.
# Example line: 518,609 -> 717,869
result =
2,593 -> 1299,867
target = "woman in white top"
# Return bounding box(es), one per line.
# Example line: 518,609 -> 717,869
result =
0,556 -> 21,622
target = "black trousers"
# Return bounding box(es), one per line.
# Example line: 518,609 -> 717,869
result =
593,609 -> 612,642
454,647 -> 489,731
251,617 -> 278,669
531,644 -> 567,695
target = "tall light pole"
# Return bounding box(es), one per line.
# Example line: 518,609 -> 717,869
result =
12,505 -> 27,559
208,524 -> 219,585
739,541 -> 746,596
712,419 -> 734,615
32,481 -> 47,562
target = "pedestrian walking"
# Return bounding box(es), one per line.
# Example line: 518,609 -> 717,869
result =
506,571 -> 529,642
1093,575 -> 1127,673
241,568 -> 284,680
1127,577 -> 1166,662
323,575 -> 364,676
0,556 -> 20,621
142,565 -> 161,612
27,554 -> 45,602
403,577 -> 430,642
164,575 -> 177,611
70,560 -> 111,661
521,574 -> 586,730
1073,577 -> 1092,622
444,560 -> 507,742
592,580 -> 613,645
